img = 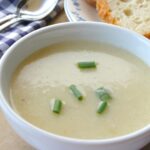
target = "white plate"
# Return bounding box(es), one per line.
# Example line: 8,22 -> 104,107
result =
64,0 -> 100,22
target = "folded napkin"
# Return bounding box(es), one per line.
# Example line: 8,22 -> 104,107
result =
0,0 -> 64,57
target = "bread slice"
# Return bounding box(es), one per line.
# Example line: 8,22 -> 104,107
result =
96,0 -> 150,38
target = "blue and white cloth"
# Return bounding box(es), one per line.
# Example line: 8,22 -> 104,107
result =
0,0 -> 64,57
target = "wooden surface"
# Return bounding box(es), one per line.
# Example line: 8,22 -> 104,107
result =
0,11 -> 150,150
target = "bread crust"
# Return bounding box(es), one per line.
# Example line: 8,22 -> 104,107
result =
96,0 -> 117,24
144,33 -> 150,39
86,0 -> 96,7
96,0 -> 150,39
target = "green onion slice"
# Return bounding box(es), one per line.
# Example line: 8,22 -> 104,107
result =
69,84 -> 83,100
97,101 -> 108,113
77,61 -> 96,69
52,99 -> 62,114
96,87 -> 112,101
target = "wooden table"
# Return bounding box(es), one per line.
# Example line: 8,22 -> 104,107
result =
0,11 -> 150,150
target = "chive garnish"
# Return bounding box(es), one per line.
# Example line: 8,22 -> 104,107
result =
77,61 -> 96,69
97,101 -> 108,113
96,87 -> 112,101
52,99 -> 62,114
69,84 -> 83,100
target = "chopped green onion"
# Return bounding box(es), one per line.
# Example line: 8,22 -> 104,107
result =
96,87 -> 112,101
52,99 -> 62,114
97,101 -> 108,113
77,61 -> 96,69
69,84 -> 83,100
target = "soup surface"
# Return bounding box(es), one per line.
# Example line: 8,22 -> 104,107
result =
10,41 -> 150,139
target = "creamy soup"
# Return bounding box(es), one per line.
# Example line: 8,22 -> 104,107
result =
10,41 -> 150,139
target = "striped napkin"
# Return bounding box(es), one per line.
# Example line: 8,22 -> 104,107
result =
0,0 -> 64,58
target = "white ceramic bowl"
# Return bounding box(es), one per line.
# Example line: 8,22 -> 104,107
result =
0,22 -> 150,150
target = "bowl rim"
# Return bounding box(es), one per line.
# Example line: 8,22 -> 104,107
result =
0,22 -> 150,145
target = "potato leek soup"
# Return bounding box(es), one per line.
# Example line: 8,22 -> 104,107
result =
10,41 -> 150,139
